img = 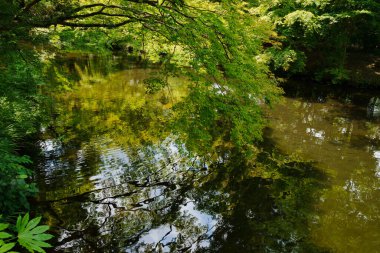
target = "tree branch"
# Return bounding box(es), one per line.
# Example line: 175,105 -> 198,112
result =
65,12 -> 138,21
59,20 -> 135,28
69,4 -> 124,14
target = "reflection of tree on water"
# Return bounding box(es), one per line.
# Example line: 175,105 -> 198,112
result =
37,139 -> 213,252
34,60 -> 330,252
36,140 -> 330,252
192,149 -> 329,253
367,97 -> 380,118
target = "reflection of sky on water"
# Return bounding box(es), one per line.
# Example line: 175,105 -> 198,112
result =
306,127 -> 325,140
134,200 -> 217,252
374,150 -> 380,178
38,134 -> 191,189
37,132 -> 217,252
38,139 -> 69,184
181,201 -> 217,233
90,146 -> 130,187
135,225 -> 179,252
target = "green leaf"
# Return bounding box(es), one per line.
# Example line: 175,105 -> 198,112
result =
16,214 -> 53,253
25,217 -> 41,232
0,233 -> 11,239
29,243 -> 45,253
28,239 -> 51,248
33,234 -> 54,241
0,224 -> 8,231
15,216 -> 21,232
0,242 -> 15,253
20,213 -> 29,232
29,226 -> 49,234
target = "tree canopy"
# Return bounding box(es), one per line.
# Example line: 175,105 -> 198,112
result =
6,0 -> 284,148
0,0 -> 281,213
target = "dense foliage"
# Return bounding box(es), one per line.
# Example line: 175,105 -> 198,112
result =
0,42 -> 43,213
0,0 -> 378,223
257,0 -> 380,83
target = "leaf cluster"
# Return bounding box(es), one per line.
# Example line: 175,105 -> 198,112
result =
27,0 -> 283,150
0,214 -> 53,253
0,38 -> 45,214
0,143 -> 37,214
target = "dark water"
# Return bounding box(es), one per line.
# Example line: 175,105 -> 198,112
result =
32,56 -> 380,252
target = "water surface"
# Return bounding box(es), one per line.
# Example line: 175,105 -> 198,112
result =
266,84 -> 380,252
32,56 -> 380,252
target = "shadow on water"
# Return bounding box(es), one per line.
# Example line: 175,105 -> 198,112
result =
27,55 -> 380,252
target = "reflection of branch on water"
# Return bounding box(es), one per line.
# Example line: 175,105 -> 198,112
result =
42,161 -> 210,209
54,201 -> 153,250
155,225 -> 173,250
178,223 -> 217,252
55,224 -> 151,250
41,156 -> 200,205
53,203 -> 112,248
43,152 -> 215,252
91,191 -> 138,204
148,222 -> 217,253
41,179 -> 172,204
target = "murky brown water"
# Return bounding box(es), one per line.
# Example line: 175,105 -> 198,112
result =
266,86 -> 380,252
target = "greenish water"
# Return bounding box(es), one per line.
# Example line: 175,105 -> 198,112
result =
32,56 -> 380,252
266,84 -> 380,253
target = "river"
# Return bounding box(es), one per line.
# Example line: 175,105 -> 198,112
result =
30,55 -> 380,252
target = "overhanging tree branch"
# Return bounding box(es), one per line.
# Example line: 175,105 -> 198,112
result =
58,20 -> 135,28
9,0 -> 208,32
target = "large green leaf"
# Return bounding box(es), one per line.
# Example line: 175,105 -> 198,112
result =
16,214 -> 53,253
